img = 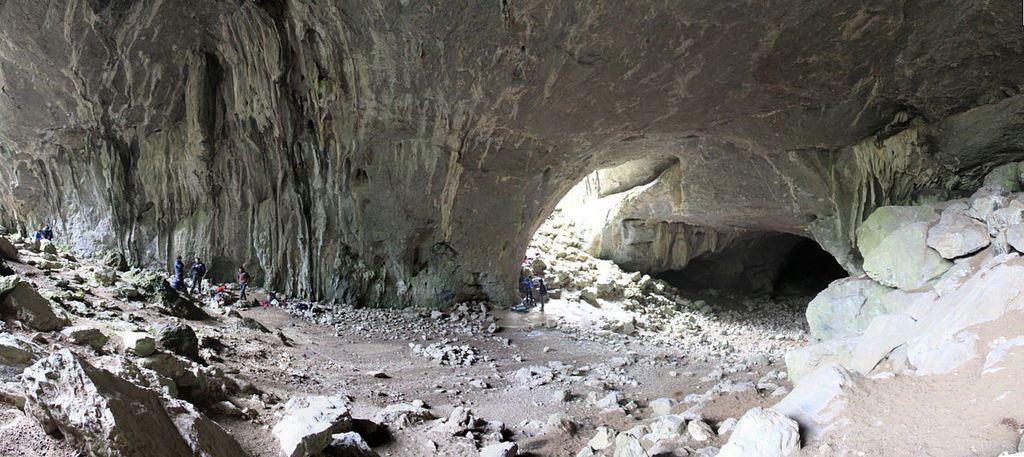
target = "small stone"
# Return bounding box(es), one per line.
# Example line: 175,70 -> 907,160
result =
479,442 -> 517,457
687,419 -> 714,442
649,397 -> 676,416
717,418 -> 738,435
588,426 -> 614,450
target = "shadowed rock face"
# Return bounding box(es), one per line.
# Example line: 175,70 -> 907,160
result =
1,0 -> 1023,306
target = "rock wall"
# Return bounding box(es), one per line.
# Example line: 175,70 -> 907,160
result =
1,0 -> 1024,306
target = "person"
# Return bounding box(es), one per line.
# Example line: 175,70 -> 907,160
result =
174,255 -> 185,279
189,257 -> 207,295
41,225 -> 53,240
520,276 -> 534,307
237,266 -> 250,301
32,229 -> 42,240
535,277 -> 548,312
169,274 -> 185,292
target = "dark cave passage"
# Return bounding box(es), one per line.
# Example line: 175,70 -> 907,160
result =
654,233 -> 847,297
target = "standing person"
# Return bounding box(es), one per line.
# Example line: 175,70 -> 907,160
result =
520,276 -> 534,307
32,229 -> 42,240
41,225 -> 53,240
189,257 -> 207,295
173,255 -> 185,279
535,277 -> 548,312
237,266 -> 250,301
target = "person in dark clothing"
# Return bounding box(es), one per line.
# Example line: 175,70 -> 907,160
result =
169,274 -> 185,292
189,257 -> 207,295
237,266 -> 250,301
174,256 -> 185,278
41,225 -> 53,240
535,277 -> 548,312
520,276 -> 534,307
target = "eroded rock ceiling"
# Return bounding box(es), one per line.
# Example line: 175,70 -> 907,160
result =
1,0 -> 1023,306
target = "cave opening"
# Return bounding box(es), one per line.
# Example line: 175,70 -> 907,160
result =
523,160 -> 848,313
652,233 -> 848,297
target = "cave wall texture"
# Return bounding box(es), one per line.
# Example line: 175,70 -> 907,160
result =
1,0 -> 1024,306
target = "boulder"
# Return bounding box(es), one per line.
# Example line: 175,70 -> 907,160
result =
373,402 -> 435,426
687,419 -> 714,441
156,324 -> 200,360
272,395 -> 353,457
479,442 -> 517,457
0,333 -> 42,367
985,199 -> 1024,236
159,289 -> 209,320
805,277 -> 894,341
1006,224 -> 1024,253
848,313 -> 919,374
649,397 -> 676,416
926,212 -> 991,259
116,332 -> 156,357
772,364 -> 857,442
784,334 -> 859,383
588,427 -> 614,450
982,162 -> 1024,193
612,432 -> 645,457
0,237 -> 18,261
61,326 -> 109,351
20,350 -> 247,457
856,206 -> 938,255
0,281 -> 68,331
326,432 -> 379,457
859,212 -> 951,289
715,407 -> 799,457
0,274 -> 17,297
40,240 -> 58,255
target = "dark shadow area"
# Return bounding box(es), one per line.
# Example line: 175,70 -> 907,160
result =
654,233 -> 847,297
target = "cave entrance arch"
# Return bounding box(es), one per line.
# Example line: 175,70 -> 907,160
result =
521,158 -> 849,307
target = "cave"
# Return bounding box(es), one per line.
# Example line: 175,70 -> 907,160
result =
4,2 -> 1024,457
653,233 -> 848,297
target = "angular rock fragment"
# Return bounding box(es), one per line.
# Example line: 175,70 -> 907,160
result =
0,237 -> 18,261
116,332 -> 156,357
0,333 -> 42,367
326,432 -> 379,457
805,277 -> 893,341
21,350 -> 247,457
272,395 -> 353,457
61,326 -> 109,351
156,323 -> 200,360
1,281 -> 69,331
479,442 -> 517,457
716,407 -> 799,457
926,212 -> 991,259
858,207 -> 951,289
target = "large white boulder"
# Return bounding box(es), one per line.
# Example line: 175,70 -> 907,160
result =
772,364 -> 858,442
272,395 -> 353,457
927,211 -> 990,259
715,407 -> 799,457
804,277 -> 893,341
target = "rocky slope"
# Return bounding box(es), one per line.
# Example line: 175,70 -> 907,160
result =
2,1 -> 1024,306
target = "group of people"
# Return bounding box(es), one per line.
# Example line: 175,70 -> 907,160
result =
167,255 -> 250,301
32,225 -> 53,241
517,275 -> 548,312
